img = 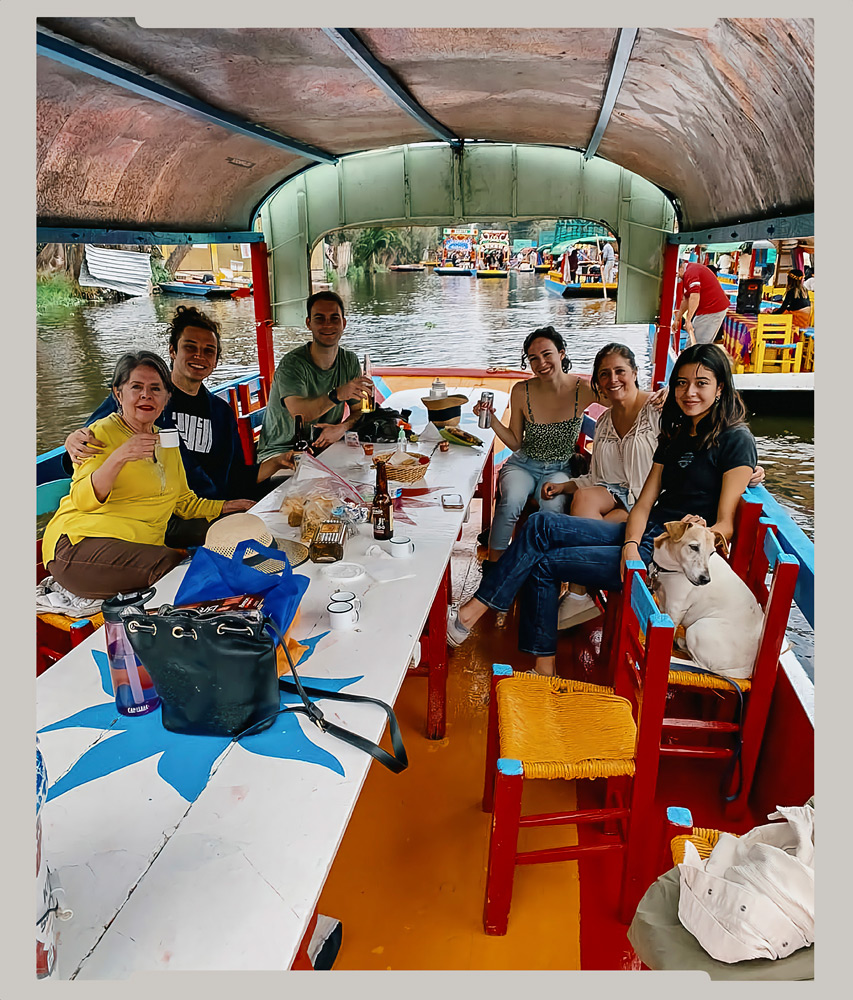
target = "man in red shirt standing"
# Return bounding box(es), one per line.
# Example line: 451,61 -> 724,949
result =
672,255 -> 731,346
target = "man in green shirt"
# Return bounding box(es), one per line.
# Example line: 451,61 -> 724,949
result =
256,291 -> 374,461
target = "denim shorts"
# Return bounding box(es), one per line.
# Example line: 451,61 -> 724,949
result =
601,482 -> 633,512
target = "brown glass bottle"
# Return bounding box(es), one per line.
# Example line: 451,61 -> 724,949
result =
372,460 -> 394,540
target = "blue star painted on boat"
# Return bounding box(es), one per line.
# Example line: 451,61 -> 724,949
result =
38,632 -> 363,803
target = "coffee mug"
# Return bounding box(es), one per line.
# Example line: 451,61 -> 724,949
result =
158,428 -> 181,448
330,591 -> 361,611
389,536 -> 415,558
327,600 -> 359,630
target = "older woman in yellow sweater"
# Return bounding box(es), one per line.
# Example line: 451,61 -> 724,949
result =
42,351 -> 253,599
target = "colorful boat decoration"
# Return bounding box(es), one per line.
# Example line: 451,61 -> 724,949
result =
476,229 -> 510,273
436,227 -> 477,274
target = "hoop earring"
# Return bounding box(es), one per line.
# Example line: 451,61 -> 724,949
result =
562,357 -> 572,373
520,356 -> 527,370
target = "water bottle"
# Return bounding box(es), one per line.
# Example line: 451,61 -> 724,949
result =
102,590 -> 160,716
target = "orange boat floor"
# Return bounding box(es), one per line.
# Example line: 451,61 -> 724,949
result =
316,502 -> 584,970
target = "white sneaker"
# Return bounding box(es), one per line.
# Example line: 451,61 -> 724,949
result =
446,606 -> 472,647
557,593 -> 602,630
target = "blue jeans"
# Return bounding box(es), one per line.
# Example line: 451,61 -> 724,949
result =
475,511 -> 659,657
489,452 -> 571,551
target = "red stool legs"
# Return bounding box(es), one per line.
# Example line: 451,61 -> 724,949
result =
483,759 -> 523,935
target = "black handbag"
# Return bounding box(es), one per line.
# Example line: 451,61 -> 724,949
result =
122,604 -> 408,773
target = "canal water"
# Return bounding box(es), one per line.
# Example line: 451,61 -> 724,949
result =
36,269 -> 814,673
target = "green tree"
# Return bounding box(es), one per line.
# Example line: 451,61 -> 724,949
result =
351,227 -> 407,272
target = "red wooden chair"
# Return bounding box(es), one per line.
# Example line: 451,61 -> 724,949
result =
226,375 -> 270,464
36,538 -> 97,675
481,563 -> 673,933
660,518 -> 799,819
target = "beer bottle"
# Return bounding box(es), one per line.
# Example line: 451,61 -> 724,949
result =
293,414 -> 311,454
361,353 -> 375,413
372,460 -> 394,540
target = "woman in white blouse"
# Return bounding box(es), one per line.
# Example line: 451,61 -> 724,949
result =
541,343 -> 660,524
541,343 -> 764,628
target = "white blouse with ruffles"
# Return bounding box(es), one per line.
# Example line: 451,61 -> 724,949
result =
571,397 -> 661,505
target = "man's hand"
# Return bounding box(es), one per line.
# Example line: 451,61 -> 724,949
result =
66,427 -> 106,464
335,375 -> 374,404
312,422 -> 348,449
256,451 -> 296,483
649,386 -> 668,411
222,499 -> 255,514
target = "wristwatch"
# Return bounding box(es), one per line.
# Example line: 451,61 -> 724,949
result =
328,387 -> 340,404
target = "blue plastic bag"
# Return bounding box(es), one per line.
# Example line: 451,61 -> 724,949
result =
173,539 -> 309,637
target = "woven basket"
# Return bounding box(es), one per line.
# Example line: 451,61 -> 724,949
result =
372,452 -> 430,483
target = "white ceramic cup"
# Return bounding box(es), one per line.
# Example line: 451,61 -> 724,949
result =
158,428 -> 181,448
330,591 -> 361,611
327,600 -> 359,630
389,536 -> 416,558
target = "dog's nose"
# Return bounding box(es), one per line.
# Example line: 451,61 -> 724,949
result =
697,574 -> 711,586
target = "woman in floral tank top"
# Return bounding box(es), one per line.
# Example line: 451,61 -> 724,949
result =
473,326 -> 597,568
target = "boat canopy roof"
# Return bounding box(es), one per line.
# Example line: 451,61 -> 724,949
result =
37,20 -> 813,238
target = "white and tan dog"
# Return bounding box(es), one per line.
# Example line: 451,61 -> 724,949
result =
649,522 -> 764,679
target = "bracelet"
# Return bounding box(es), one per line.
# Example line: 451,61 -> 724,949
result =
621,540 -> 640,549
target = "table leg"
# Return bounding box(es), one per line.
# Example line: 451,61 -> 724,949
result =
479,447 -> 495,534
290,907 -> 318,970
423,564 -> 450,740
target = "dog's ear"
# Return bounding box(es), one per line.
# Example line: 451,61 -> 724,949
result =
712,531 -> 730,558
664,521 -> 689,543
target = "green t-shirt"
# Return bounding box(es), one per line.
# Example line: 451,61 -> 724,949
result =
256,342 -> 361,461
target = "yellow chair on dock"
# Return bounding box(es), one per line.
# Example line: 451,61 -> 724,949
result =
752,315 -> 803,374
802,330 -> 815,373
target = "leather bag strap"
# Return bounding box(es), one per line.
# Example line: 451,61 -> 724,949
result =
236,617 -> 408,774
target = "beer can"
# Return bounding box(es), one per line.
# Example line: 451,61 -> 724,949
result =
478,391 -> 494,428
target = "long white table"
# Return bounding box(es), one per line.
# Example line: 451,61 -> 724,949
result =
36,389 -> 505,977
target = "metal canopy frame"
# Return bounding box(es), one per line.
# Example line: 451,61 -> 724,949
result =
37,229 -> 264,246
584,28 -> 638,161
37,28 -> 338,166
322,28 -> 462,147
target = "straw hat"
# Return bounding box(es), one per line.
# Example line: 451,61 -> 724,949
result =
420,392 -> 469,428
204,513 -> 307,573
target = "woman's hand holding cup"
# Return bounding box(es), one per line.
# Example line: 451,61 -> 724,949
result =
112,432 -> 159,465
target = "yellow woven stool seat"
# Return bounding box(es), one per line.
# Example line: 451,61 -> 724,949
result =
496,677 -> 636,781
668,668 -> 751,693
37,611 -> 104,632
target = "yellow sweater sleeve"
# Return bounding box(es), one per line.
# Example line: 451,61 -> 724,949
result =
69,449 -> 112,511
170,452 -> 224,522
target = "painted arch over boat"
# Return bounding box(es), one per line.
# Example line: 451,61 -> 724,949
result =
260,143 -> 676,327
37,20 -> 812,237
